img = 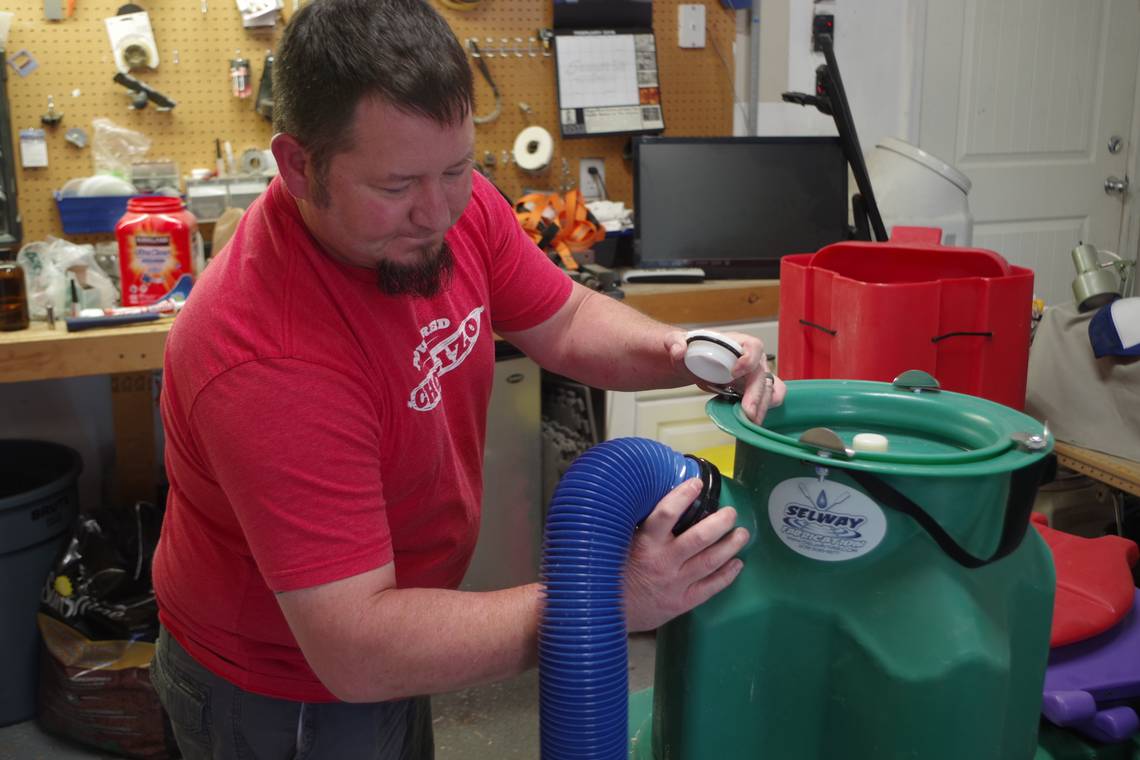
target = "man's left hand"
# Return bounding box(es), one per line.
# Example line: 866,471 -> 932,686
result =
666,330 -> 787,424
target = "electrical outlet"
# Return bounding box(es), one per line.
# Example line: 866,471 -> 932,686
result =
579,158 -> 606,200
678,4 -> 706,48
812,13 -> 835,52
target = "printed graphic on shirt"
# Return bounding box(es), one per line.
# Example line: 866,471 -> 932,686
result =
767,477 -> 887,562
408,306 -> 485,412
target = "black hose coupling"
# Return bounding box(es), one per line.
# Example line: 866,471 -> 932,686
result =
672,456 -> 722,535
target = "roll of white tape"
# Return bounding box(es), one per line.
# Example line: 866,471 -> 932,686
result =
240,148 -> 266,175
512,125 -> 554,172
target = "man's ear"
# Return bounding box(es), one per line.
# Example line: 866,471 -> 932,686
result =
271,132 -> 313,202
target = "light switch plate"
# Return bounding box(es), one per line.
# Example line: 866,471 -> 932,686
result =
678,4 -> 706,49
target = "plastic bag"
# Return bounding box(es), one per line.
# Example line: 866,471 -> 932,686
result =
37,615 -> 178,760
41,501 -> 161,641
38,502 -> 177,759
16,240 -> 64,319
17,236 -> 119,318
92,117 -> 151,180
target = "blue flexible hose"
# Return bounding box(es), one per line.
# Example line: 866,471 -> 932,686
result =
539,437 -> 699,760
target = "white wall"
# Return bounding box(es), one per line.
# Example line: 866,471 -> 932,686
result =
834,0 -> 925,148
734,0 -> 923,150
735,0 -> 1140,287
0,377 -> 115,511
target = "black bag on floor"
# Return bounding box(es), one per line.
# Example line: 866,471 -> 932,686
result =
37,501 -> 179,759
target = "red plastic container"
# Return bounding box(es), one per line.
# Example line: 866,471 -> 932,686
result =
1030,513 -> 1139,648
115,196 -> 202,307
778,227 -> 1034,409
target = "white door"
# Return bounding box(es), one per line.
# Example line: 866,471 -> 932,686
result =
917,0 -> 1140,305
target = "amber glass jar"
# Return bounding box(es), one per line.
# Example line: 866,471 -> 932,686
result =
0,260 -> 30,331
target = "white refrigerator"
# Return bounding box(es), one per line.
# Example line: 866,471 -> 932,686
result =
460,342 -> 543,591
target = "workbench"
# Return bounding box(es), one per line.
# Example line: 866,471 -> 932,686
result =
1053,441 -> 1140,500
0,280 -> 781,384
0,319 -> 173,383
0,279 -> 781,504
6,278 -> 1137,504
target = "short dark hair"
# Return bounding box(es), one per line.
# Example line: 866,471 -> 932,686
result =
274,0 -> 473,199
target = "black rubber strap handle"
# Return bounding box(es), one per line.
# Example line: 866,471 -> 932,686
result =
931,331 -> 993,344
799,319 -> 838,336
844,458 -> 1048,569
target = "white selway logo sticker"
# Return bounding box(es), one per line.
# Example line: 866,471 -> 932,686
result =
768,477 -> 886,562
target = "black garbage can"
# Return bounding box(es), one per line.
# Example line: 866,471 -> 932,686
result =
0,440 -> 80,726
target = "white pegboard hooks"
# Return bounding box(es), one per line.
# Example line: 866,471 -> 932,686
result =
467,35 -> 544,60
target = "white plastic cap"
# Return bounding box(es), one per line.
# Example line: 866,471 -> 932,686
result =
852,433 -> 889,453
683,330 -> 743,386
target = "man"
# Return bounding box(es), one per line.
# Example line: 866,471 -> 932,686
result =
150,0 -> 785,757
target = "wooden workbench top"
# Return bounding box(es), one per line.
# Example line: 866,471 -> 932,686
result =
0,279 -> 780,383
620,278 -> 779,325
0,318 -> 174,383
1054,441 -> 1140,499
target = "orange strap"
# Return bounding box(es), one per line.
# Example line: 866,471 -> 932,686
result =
515,190 -> 606,270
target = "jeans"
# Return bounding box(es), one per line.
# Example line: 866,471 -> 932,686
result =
150,626 -> 434,760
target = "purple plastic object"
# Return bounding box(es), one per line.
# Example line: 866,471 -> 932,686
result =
1043,588 -> 1140,743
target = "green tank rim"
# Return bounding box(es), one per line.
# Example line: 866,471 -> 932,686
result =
707,378 -> 1052,477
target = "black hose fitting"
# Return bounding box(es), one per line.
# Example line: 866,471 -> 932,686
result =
672,456 -> 722,535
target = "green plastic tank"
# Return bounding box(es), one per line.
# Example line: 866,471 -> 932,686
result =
643,376 -> 1055,760
1035,721 -> 1140,759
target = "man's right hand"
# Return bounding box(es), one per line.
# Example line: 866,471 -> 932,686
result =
623,478 -> 750,632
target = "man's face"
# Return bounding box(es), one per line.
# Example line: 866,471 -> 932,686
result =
298,96 -> 475,295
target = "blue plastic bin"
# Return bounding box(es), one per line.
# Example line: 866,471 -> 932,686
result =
53,193 -> 136,234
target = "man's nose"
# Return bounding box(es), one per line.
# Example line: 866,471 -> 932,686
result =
411,180 -> 451,232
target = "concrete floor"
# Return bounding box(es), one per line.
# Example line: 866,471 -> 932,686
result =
0,633 -> 658,759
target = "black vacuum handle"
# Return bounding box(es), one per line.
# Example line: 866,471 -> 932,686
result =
816,34 -> 888,243
781,34 -> 889,243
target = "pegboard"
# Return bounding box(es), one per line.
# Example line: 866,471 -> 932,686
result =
441,0 -> 737,205
3,0 -> 736,244
6,0 -> 284,244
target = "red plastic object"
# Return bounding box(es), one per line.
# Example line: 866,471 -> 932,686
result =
116,196 -> 201,307
777,228 -> 1034,409
888,226 -> 943,245
1031,513 -> 1140,648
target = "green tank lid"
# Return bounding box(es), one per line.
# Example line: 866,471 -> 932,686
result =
707,375 -> 1052,477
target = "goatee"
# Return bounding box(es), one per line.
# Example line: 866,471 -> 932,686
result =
376,242 -> 455,298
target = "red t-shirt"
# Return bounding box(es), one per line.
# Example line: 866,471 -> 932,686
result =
153,173 -> 571,701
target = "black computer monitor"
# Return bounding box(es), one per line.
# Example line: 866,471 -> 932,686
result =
632,136 -> 849,278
